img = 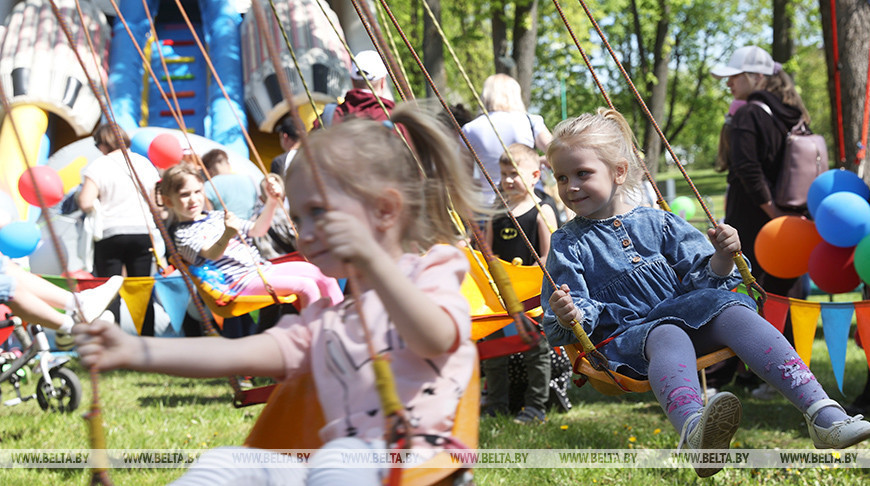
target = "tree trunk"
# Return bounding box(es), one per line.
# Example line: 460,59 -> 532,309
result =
422,0 -> 445,98
642,0 -> 670,178
820,0 -> 870,178
491,2 -> 513,76
512,0 -> 539,107
772,0 -> 794,62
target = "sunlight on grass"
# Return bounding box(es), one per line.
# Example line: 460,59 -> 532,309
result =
3,332 -> 867,484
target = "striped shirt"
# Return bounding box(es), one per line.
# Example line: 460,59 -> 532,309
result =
173,211 -> 269,289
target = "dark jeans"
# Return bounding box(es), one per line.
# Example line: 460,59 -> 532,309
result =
94,233 -> 156,336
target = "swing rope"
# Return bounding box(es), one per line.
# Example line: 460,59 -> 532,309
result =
551,0 -> 669,211
60,0 -> 249,438
248,2 -> 411,481
567,0 -> 765,310
419,0 -> 557,235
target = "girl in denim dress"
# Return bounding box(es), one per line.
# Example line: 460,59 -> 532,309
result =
541,108 -> 870,477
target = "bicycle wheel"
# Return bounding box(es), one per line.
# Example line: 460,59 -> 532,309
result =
36,367 -> 81,413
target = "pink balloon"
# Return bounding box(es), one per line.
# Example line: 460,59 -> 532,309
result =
17,166 -> 64,207
808,241 -> 860,294
148,133 -> 183,169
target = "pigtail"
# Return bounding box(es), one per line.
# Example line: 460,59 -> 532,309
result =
390,103 -> 488,247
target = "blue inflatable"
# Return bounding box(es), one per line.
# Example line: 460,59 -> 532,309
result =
815,192 -> 870,247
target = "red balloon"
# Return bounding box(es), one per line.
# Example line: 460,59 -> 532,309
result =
808,241 -> 860,294
17,166 -> 64,207
148,133 -> 183,169
755,216 -> 822,278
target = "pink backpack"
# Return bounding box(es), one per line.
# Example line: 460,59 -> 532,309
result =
751,101 -> 828,209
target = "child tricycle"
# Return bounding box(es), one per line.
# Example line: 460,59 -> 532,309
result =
0,314 -> 81,412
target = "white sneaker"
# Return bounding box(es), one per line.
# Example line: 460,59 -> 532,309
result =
805,399 -> 870,448
679,391 -> 742,478
68,276 -> 123,325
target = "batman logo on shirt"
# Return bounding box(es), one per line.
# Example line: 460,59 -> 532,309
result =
500,227 -> 518,240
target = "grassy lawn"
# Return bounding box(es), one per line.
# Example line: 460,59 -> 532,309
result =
1,332 -> 869,485
3,171 -> 864,484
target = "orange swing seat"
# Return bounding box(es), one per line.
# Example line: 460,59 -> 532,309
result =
565,343 -> 735,396
244,362 -> 480,485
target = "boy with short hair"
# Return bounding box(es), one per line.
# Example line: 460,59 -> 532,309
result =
483,143 -> 559,423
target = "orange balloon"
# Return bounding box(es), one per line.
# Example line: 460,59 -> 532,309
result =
754,216 -> 822,278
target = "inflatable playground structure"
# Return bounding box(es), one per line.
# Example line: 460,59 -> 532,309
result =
0,0 -> 367,335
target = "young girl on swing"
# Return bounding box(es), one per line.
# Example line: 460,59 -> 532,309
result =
157,163 -> 342,308
74,104 -> 484,485
542,108 -> 870,477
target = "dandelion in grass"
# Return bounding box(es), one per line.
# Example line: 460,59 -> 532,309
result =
653,428 -> 661,435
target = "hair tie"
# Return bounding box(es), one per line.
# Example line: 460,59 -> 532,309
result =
773,62 -> 782,75
382,120 -> 395,130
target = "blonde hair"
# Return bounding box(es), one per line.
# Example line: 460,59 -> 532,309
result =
288,103 -> 487,251
481,74 -> 526,113
546,108 -> 644,193
499,143 -> 539,171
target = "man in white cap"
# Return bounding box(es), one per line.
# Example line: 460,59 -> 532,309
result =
320,50 -> 394,126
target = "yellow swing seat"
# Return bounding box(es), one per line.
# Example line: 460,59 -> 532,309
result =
245,361 -> 480,486
565,343 -> 736,396
194,278 -> 299,319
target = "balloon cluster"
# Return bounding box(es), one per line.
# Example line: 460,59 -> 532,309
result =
755,170 -> 870,294
0,167 -> 65,258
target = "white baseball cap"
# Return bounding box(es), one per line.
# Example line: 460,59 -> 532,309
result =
710,46 -> 774,79
350,50 -> 388,81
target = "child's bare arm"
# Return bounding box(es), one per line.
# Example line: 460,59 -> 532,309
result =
73,319 -> 285,378
200,211 -> 242,260
707,224 -> 741,277
250,174 -> 284,238
319,209 -> 458,358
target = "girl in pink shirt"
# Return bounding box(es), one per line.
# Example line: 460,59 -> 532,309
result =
74,104 -> 487,485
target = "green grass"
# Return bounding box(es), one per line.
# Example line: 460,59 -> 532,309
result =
2,332 -> 869,484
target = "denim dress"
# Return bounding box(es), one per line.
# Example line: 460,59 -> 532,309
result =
541,206 -> 756,378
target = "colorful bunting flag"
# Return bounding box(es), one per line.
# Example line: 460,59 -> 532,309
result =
855,302 -> 870,372
118,276 -> 155,335
152,275 -> 190,334
820,303 -> 855,395
789,300 -> 821,366
763,294 -> 790,333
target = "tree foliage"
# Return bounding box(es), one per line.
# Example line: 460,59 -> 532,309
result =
376,0 -> 836,174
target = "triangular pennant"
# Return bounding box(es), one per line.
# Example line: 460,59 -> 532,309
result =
820,302 -> 854,395
762,294 -> 790,333
152,275 -> 190,335
41,275 -> 71,292
789,299 -> 821,366
854,302 -> 870,370
118,276 -> 155,335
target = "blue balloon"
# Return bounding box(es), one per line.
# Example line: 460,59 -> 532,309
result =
815,192 -> 870,247
0,221 -> 42,258
807,169 -> 870,217
130,130 -> 158,158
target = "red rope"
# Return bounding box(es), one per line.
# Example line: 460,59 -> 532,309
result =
855,35 -> 870,167
829,0 -> 847,166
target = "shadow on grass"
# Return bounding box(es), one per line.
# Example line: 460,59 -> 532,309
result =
138,394 -> 231,407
